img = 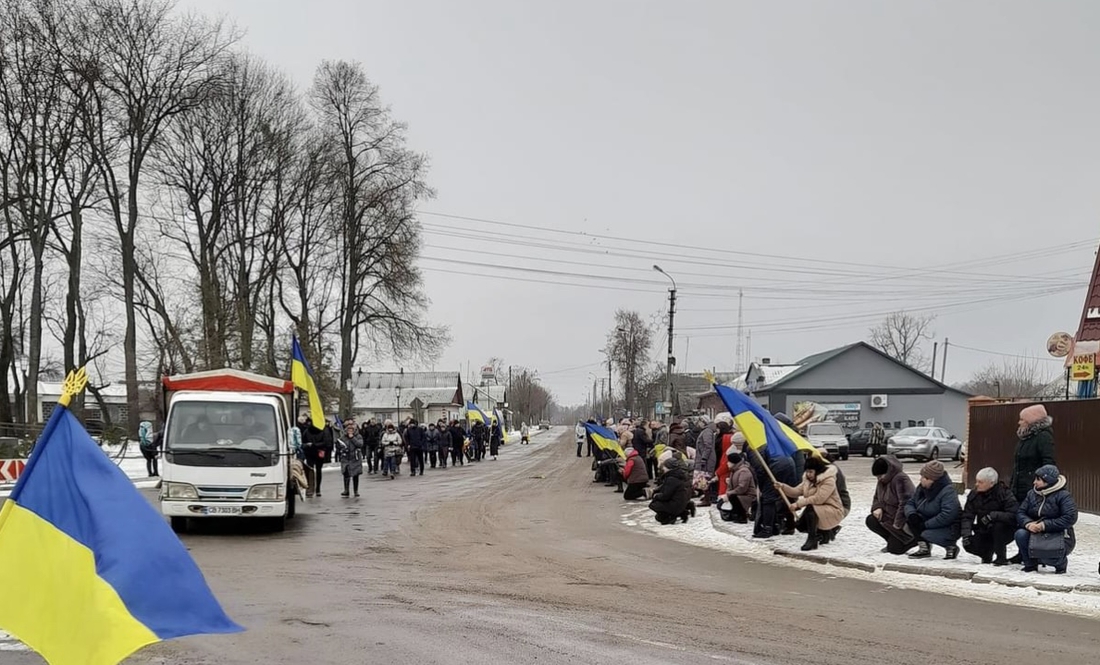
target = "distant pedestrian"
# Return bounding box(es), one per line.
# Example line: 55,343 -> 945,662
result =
138,421 -> 160,478
380,420 -> 401,479
427,422 -> 442,469
338,422 -> 365,498
521,422 -> 530,445
405,419 -> 426,476
449,420 -> 466,467
489,421 -> 502,459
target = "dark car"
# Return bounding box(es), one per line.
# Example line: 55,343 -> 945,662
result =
847,428 -> 893,458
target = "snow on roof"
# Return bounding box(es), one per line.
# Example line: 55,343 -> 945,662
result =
353,387 -> 460,410
351,372 -> 460,391
748,364 -> 802,387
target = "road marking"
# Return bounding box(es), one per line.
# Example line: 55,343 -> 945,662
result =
0,631 -> 27,651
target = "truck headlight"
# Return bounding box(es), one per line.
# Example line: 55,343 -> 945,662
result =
163,482 -> 198,499
247,484 -> 284,501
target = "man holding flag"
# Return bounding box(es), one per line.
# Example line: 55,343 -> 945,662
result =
0,368 -> 241,665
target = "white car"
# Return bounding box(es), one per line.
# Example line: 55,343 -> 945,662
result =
804,422 -> 849,461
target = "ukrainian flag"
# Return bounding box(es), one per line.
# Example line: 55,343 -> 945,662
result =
584,422 -> 624,458
0,371 -> 241,665
291,335 -> 325,428
713,384 -> 816,458
466,401 -> 490,426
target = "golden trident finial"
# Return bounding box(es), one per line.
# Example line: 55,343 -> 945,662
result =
703,369 -> 716,385
58,366 -> 89,408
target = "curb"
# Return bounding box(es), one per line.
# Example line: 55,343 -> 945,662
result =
707,509 -> 1094,594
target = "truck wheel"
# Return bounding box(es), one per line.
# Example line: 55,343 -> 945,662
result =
170,517 -> 188,534
286,483 -> 297,519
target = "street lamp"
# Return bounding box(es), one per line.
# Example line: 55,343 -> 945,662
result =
653,265 -> 677,421
396,385 -> 402,424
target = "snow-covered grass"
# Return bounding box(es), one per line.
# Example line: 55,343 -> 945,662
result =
624,464 -> 1100,618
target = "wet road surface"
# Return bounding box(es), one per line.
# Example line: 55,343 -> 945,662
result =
7,429 -> 1100,664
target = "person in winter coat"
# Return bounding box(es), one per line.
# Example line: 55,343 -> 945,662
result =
693,421 -> 718,506
776,455 -> 845,551
380,420 -> 402,479
866,455 -> 916,554
337,422 -> 366,497
905,461 -> 962,560
489,420 -> 502,459
1016,464 -> 1077,574
426,422 -> 442,469
575,421 -> 588,457
714,420 -> 736,496
471,421 -> 488,462
961,467 -> 1018,566
820,450 -> 851,516
649,456 -> 695,524
299,414 -> 333,498
521,422 -> 530,445
668,421 -> 686,454
1010,404 -> 1056,503
748,445 -> 798,539
435,420 -> 449,468
404,419 -> 427,476
719,450 -> 756,523
632,422 -> 653,478
621,447 -> 650,500
449,420 -> 467,467
363,418 -> 382,475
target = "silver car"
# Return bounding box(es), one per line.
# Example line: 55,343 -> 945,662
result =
886,427 -> 963,462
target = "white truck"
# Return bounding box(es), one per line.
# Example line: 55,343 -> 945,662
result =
159,369 -> 301,533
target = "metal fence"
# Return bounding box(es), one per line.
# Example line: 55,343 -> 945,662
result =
967,398 -> 1100,513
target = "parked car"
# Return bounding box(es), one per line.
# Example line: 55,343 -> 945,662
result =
886,427 -> 963,462
847,428 -> 897,458
538,420 -> 551,430
804,421 -> 849,460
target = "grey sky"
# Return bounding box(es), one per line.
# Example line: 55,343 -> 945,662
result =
181,0 -> 1100,404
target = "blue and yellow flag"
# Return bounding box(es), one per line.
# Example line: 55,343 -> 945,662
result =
291,335 -> 325,428
713,384 -> 816,458
0,369 -> 241,665
584,422 -> 624,458
466,401 -> 490,426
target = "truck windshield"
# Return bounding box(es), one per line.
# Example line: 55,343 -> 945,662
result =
166,401 -> 279,452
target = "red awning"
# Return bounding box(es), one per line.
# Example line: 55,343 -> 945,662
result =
162,368 -> 294,394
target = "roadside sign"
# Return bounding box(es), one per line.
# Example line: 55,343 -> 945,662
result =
0,459 -> 25,483
1071,354 -> 1096,381
654,401 -> 673,415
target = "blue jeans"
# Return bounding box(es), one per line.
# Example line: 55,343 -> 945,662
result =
382,456 -> 396,476
1015,528 -> 1068,571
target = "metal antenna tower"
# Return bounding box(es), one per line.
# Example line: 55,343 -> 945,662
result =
735,288 -> 744,371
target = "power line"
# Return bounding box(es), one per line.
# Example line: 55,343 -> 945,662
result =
949,343 -> 1066,364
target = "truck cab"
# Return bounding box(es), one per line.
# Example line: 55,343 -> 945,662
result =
159,370 -> 299,533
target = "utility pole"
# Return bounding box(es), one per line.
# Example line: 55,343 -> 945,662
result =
940,337 -> 949,383
735,288 -> 744,372
654,265 -> 677,421
931,342 -> 938,380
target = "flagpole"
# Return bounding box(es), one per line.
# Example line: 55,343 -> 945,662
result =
744,444 -> 797,514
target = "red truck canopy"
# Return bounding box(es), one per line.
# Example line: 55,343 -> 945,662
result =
162,369 -> 294,394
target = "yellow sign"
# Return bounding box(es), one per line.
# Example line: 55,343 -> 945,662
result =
1071,354 -> 1095,381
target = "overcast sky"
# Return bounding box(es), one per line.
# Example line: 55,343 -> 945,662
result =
180,0 -> 1100,405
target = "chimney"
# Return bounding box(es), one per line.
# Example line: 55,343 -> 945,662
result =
761,358 -> 771,365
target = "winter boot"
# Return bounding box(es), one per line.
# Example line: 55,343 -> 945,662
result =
800,532 -> 819,551
752,527 -> 773,539
944,544 -> 959,560
909,541 -> 932,559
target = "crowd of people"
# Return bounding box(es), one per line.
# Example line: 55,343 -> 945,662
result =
580,402 -> 1085,574
295,414 -> 510,497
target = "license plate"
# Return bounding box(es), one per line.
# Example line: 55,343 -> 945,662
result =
202,506 -> 242,515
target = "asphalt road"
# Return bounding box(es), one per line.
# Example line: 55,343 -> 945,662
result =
8,430 -> 1100,664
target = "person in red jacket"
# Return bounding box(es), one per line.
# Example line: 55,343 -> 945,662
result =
622,448 -> 649,500
714,421 -> 738,496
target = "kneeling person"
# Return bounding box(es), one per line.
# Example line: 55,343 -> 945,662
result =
961,467 -> 1018,566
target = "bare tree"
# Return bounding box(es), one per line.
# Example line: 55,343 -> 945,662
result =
868,311 -> 936,372
607,310 -> 654,417
64,0 -> 235,433
309,60 -> 446,414
508,367 -> 554,425
959,358 -> 1061,400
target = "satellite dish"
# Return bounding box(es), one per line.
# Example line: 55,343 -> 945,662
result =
1047,332 -> 1074,358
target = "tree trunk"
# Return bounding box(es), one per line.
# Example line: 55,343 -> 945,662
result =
122,190 -> 140,436
25,242 -> 45,423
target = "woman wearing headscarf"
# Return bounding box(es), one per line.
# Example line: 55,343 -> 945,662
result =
1010,405 -> 1056,503
337,421 -> 365,498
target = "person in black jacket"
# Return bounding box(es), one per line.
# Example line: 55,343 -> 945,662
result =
448,420 -> 466,467
649,456 -> 695,524
1010,404 -> 1056,503
747,443 -> 798,539
632,423 -> 653,478
298,414 -> 332,497
471,421 -> 488,462
362,418 -> 382,475
961,467 -> 1018,566
404,419 -> 427,476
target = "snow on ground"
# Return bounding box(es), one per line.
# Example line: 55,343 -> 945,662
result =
0,630 -> 25,652
0,443 -> 157,499
624,465 -> 1100,619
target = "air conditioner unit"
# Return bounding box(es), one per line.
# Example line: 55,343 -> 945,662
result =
870,394 -> 888,409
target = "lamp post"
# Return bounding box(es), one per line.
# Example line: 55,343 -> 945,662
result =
396,385 -> 402,424
653,265 -> 677,421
